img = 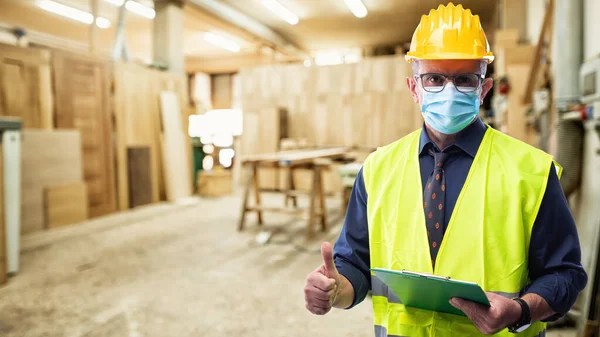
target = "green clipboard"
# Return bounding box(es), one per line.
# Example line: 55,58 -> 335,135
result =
371,268 -> 490,316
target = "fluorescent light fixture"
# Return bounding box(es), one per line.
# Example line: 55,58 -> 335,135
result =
37,0 -> 111,28
95,17 -> 111,29
104,0 -> 125,6
315,51 -> 344,66
125,0 -> 155,19
344,53 -> 361,63
204,32 -> 241,53
37,0 -> 94,24
344,0 -> 368,18
261,0 -> 299,25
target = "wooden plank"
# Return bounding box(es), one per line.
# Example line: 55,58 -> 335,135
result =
159,91 -> 192,202
494,45 -> 536,77
241,147 -> 349,164
197,170 -> 233,197
113,62 -> 189,210
253,164 -> 263,225
21,129 -> 83,234
212,74 -> 232,109
0,44 -> 53,129
127,146 -> 153,208
493,29 -> 520,47
238,166 -> 253,231
523,0 -> 554,105
506,64 -> 536,145
114,62 -> 158,210
43,183 -> 88,229
52,51 -> 116,218
246,206 -> 304,215
501,0 -> 527,42
0,144 -> 5,284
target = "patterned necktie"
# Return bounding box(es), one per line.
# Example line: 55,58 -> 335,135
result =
424,148 -> 453,267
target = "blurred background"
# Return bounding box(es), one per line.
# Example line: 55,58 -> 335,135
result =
0,0 -> 598,336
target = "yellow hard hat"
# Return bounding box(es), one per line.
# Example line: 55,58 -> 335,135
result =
405,2 -> 494,63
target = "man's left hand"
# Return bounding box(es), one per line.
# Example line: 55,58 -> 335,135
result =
449,292 -> 522,335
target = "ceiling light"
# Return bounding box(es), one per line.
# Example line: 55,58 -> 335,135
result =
303,59 -> 312,67
125,0 -> 155,19
37,0 -> 111,28
344,53 -> 361,63
344,0 -> 368,18
104,0 -> 125,6
204,32 -> 241,53
261,0 -> 299,25
95,17 -> 111,29
315,51 -> 344,66
37,0 -> 94,24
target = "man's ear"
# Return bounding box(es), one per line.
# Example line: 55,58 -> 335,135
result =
406,77 -> 419,103
480,78 -> 494,104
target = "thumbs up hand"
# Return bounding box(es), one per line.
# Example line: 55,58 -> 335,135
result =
304,242 -> 341,315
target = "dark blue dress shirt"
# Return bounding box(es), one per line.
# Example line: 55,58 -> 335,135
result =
333,118 -> 588,321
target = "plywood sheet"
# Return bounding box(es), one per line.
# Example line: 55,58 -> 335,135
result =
198,170 -> 233,196
506,64 -> 537,145
494,28 -> 520,47
159,91 -> 192,202
212,74 -> 232,109
44,183 -> 88,228
113,62 -> 189,210
127,146 -> 153,208
0,44 -> 52,129
52,51 -> 116,218
21,129 -> 83,234
0,144 -> 5,284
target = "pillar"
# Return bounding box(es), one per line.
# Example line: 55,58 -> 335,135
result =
153,1 -> 185,73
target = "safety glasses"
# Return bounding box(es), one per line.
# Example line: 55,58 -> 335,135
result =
414,73 -> 484,94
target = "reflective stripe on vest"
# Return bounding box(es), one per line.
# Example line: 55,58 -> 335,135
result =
364,127 -> 555,337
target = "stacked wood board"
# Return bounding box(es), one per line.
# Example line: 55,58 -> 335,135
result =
240,56 -> 422,151
197,170 -> 233,197
43,183 -> 88,228
0,44 -> 53,129
52,51 -> 116,218
113,62 -> 192,210
239,55 -> 422,190
21,129 -> 86,234
493,29 -> 538,145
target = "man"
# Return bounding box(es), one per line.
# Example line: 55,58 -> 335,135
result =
304,3 -> 587,337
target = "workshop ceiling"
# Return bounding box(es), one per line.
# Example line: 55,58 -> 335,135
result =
221,0 -> 498,50
0,0 -> 498,72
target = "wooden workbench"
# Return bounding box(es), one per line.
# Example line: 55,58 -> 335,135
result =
238,147 -> 350,238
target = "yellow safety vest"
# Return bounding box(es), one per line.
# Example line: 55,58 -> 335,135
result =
363,127 -> 560,337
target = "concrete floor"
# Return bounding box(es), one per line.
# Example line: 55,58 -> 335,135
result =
0,192 -> 577,337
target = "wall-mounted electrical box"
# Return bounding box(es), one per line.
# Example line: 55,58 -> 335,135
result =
581,55 -> 600,106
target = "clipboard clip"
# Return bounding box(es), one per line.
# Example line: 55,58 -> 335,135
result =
401,270 -> 451,280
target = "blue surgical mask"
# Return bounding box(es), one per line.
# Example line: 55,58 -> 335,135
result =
420,83 -> 481,134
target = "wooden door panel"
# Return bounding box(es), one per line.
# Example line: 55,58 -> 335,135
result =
52,52 -> 116,218
0,44 -> 52,129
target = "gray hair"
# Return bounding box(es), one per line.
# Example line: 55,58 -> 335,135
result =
411,60 -> 488,77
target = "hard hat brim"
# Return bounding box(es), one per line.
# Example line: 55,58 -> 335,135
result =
405,53 -> 495,64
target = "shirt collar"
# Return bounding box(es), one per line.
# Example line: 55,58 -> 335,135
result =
419,117 -> 488,158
